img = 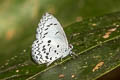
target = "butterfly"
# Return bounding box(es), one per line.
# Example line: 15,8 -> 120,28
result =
32,13 -> 73,66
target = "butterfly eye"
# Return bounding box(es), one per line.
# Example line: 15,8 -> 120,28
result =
69,44 -> 73,49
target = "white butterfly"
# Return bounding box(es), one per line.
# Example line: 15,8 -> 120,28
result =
32,13 -> 73,66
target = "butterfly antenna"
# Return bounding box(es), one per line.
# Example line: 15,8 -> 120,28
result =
69,34 -> 74,43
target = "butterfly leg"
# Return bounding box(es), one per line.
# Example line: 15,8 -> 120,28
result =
70,51 -> 78,59
60,55 -> 64,61
46,60 -> 55,66
71,52 -> 78,56
69,34 -> 74,43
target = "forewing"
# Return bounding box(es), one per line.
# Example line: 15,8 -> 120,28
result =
36,13 -> 68,47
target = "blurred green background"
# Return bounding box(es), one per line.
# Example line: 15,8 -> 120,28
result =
0,0 -> 120,79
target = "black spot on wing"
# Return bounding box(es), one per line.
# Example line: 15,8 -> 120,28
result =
48,40 -> 51,43
42,48 -> 46,51
46,53 -> 49,55
46,23 -> 53,27
45,56 -> 49,59
65,49 -> 67,52
37,51 -> 40,55
48,44 -> 50,46
38,59 -> 42,63
42,45 -> 46,51
55,31 -> 59,35
50,57 -> 52,60
47,25 -> 50,27
39,41 -> 43,44
54,50 -> 56,53
57,45 -> 59,48
36,56 -> 38,59
40,55 -> 43,59
49,47 -> 51,52
54,23 -> 57,25
44,32 -> 48,35
36,40 -> 39,43
50,23 -> 53,25
43,36 -> 45,38
44,51 -> 46,53
45,28 -> 48,31
34,52 -> 37,54
43,45 -> 45,48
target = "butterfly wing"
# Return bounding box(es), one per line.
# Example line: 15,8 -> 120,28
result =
36,13 -> 69,48
32,13 -> 72,66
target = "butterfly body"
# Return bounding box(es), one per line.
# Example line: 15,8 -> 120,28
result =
32,13 -> 73,66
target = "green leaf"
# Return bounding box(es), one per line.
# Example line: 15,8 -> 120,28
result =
0,11 -> 120,80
